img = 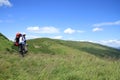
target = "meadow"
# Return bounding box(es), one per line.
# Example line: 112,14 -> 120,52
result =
0,34 -> 120,80
0,50 -> 120,80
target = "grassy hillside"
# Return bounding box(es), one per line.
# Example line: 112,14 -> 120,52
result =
27,38 -> 120,59
0,33 -> 16,52
0,33 -> 11,51
0,36 -> 120,80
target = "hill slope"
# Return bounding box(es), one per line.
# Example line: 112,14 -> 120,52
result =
27,38 -> 120,59
0,34 -> 120,80
0,33 -> 12,51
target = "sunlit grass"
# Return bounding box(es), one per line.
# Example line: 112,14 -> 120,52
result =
0,37 -> 120,80
0,51 -> 120,80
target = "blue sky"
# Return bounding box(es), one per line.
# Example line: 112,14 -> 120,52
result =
0,0 -> 120,48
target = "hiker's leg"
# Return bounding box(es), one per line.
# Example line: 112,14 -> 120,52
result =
19,44 -> 22,52
24,44 -> 28,53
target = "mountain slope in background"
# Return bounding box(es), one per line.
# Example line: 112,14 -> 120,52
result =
27,38 -> 120,59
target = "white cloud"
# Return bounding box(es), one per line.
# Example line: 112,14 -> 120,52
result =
41,27 -> 59,33
96,40 -> 120,48
74,39 -> 97,42
99,40 -> 120,46
78,39 -> 120,48
92,27 -> 103,32
53,36 -> 63,39
64,28 -> 75,34
27,26 -> 59,34
27,26 -> 39,31
0,0 -> 12,7
64,28 -> 85,34
93,20 -> 120,27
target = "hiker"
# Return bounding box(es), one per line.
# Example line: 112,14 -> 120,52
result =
19,33 -> 28,53
14,32 -> 28,53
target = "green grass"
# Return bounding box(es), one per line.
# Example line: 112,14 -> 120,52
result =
0,35 -> 120,80
0,51 -> 120,80
0,33 -> 17,52
27,38 -> 120,60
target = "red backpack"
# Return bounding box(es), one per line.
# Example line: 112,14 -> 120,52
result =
14,33 -> 21,46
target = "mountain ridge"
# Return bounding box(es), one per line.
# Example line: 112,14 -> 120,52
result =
27,38 -> 120,59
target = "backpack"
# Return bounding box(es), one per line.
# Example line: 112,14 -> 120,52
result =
14,33 -> 21,46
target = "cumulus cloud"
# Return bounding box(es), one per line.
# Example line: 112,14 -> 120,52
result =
0,0 -> 12,7
79,39 -> 120,48
100,40 -> 120,45
93,20 -> 120,27
64,28 -> 75,34
98,40 -> 120,48
27,26 -> 59,34
64,28 -> 85,34
92,27 -> 103,32
27,26 -> 39,31
53,36 -> 63,39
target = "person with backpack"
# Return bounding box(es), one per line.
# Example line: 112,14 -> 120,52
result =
14,32 -> 28,54
19,33 -> 28,53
